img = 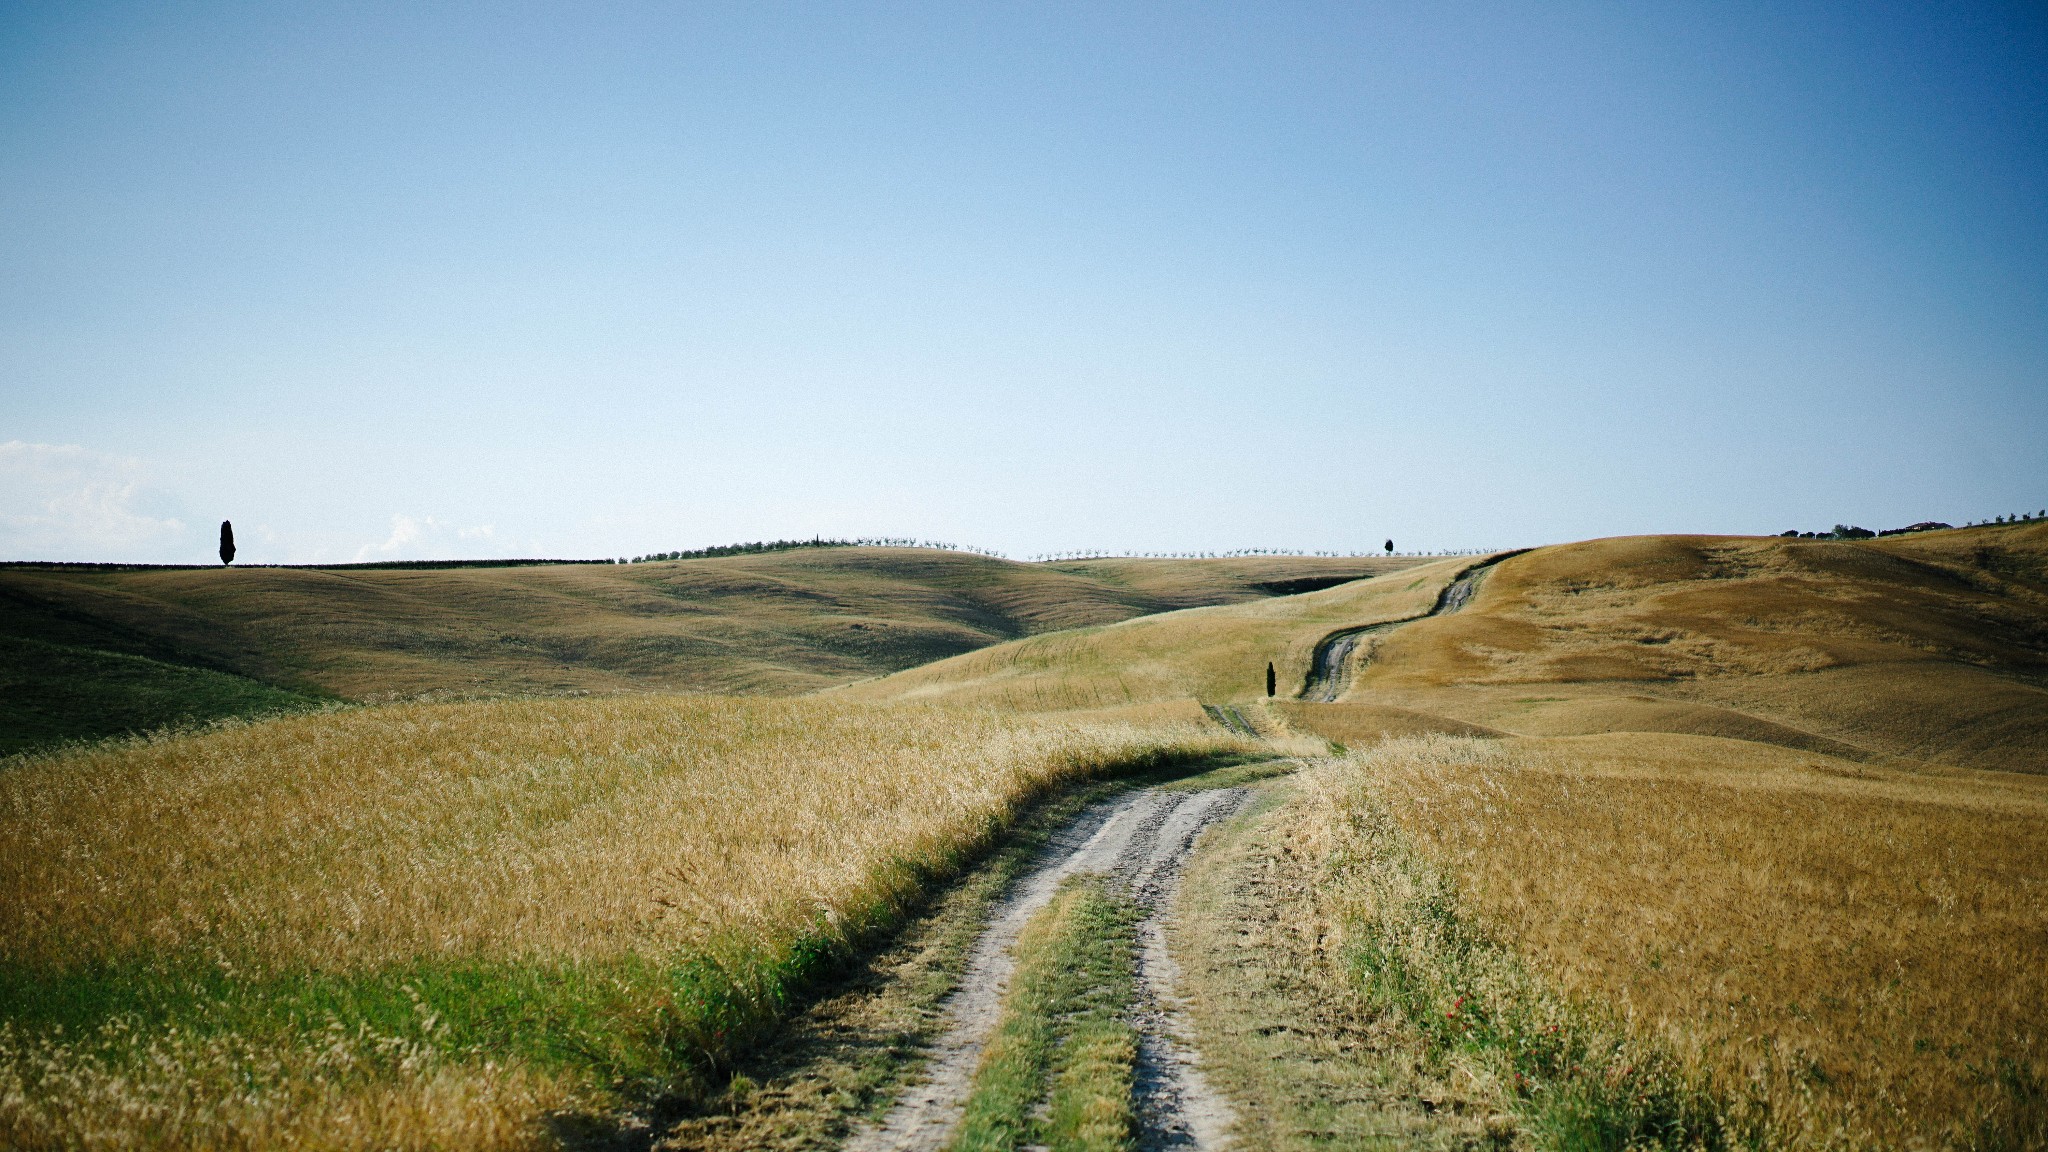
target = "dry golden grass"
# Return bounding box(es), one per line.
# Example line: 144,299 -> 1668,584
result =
838,558 -> 1469,712
1326,733 -> 2048,1149
0,696 -> 1242,969
1272,700 -> 1502,746
12,525 -> 2044,1148
0,1020 -> 570,1152
0,695 -> 1248,1149
1353,524 -> 2048,774
0,549 -> 1420,704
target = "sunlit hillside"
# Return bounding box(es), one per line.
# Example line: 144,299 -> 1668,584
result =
1342,522 -> 2048,773
0,547 -> 1419,754
841,526 -> 2048,775
836,557 -> 1474,712
847,525 -> 2048,774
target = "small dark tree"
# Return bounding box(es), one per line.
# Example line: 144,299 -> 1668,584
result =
1266,661 -> 1276,697
1384,539 -> 1394,554
218,520 -> 235,566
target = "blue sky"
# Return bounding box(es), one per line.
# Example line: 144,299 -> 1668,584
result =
3,1 -> 2043,563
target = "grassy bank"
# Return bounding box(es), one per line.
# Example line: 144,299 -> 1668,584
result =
0,635 -> 317,758
651,779 -> 1135,1151
0,696 -> 1248,1149
1298,735 -> 2048,1149
1296,746 -> 1732,1149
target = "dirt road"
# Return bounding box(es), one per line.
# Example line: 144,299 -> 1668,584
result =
846,786 -> 1253,1152
1297,550 -> 1526,702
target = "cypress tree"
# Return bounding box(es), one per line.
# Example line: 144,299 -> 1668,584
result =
218,521 -> 236,566
1266,661 -> 1276,697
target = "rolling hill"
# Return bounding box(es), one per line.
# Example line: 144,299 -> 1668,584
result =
836,523 -> 2048,1144
7,526 -> 2045,1148
849,523 -> 2048,774
0,547 -> 1421,754
835,556 -> 1474,712
1347,521 -> 2048,773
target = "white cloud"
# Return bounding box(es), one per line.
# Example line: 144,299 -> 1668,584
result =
0,441 -> 190,561
354,514 -> 501,562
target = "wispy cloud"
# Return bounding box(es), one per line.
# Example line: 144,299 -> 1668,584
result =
0,441 -> 190,561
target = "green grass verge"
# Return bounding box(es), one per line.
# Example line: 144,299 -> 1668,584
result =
951,875 -> 1141,1152
1332,788 -> 1747,1151
1,750 -> 1238,1129
0,636 -> 317,759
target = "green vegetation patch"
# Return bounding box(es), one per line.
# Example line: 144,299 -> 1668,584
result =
1330,788 -> 1743,1150
952,875 -> 1141,1152
0,636 -> 316,758
0,954 -> 674,1089
0,749 -> 1246,1146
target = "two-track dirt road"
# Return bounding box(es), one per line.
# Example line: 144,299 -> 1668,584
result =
1298,550 -> 1527,702
846,786 -> 1254,1152
847,555 -> 1533,1149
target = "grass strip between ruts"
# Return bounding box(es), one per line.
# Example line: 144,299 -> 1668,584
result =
950,875 -> 1141,1152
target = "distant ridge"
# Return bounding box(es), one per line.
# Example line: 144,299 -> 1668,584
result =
0,546 -> 1427,754
0,558 -> 614,572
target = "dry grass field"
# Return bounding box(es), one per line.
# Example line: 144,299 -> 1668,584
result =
1344,522 -> 2048,773
0,549 -> 1417,701
850,524 -> 2048,1148
1268,700 -> 1502,745
1301,735 -> 2048,1150
0,695 -> 1249,1149
9,525 -> 2045,1149
0,548 -> 1419,754
838,557 -> 1471,711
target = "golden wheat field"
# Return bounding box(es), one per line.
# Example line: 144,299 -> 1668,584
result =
1308,734 -> 2048,1150
0,695 -> 1247,1150
7,527 -> 2046,1150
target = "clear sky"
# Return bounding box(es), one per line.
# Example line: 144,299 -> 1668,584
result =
3,1 -> 2044,563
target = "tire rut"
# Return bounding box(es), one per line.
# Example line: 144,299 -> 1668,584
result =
845,786 -> 1255,1152
1200,704 -> 1259,738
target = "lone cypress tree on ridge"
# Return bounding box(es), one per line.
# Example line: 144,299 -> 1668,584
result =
219,521 -> 235,566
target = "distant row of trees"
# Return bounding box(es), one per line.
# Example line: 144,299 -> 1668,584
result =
615,538 -> 1522,566
1781,509 -> 2043,540
621,537 -> 1010,564
1962,510 -> 2045,527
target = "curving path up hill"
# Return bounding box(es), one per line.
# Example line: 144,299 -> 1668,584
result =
1297,550 -> 1527,703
